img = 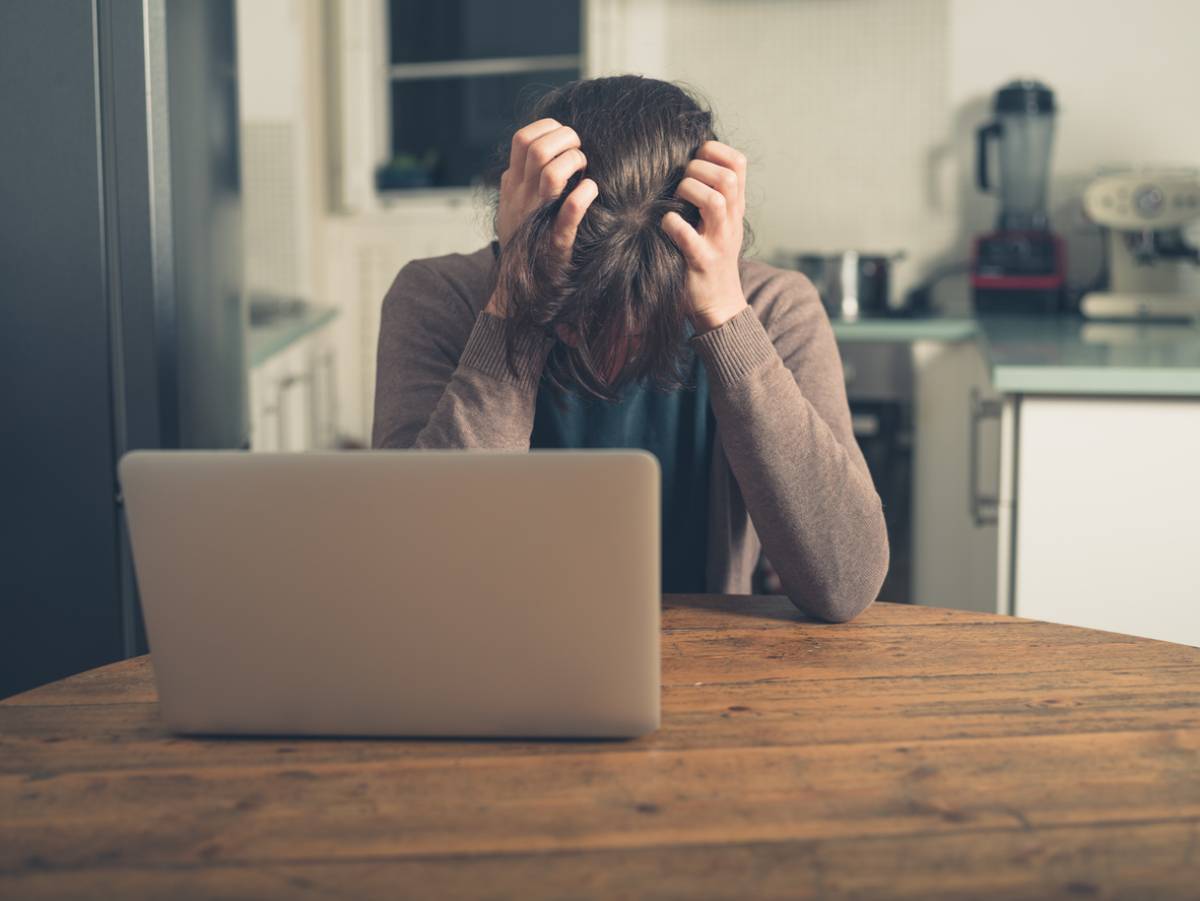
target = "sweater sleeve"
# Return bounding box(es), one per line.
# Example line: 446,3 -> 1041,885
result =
689,276 -> 889,622
371,258 -> 552,450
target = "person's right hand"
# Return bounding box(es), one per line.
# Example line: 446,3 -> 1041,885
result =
487,118 -> 598,316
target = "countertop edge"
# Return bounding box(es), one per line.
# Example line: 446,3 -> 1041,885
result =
990,365 -> 1200,397
247,306 -> 340,368
832,315 -> 1200,397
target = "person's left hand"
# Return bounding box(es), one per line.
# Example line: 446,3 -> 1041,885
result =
660,140 -> 749,333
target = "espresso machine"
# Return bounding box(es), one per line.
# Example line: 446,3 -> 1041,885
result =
1080,169 -> 1200,320
971,80 -> 1067,314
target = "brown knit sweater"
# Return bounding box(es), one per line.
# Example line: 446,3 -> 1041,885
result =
372,243 -> 889,622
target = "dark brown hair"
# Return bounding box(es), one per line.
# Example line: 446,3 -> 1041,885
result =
484,75 -> 753,400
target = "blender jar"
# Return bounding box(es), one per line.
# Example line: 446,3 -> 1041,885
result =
977,80 -> 1057,232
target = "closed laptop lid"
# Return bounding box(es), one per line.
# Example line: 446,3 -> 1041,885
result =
118,450 -> 661,738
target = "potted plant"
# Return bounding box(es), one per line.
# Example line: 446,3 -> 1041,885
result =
375,149 -> 440,190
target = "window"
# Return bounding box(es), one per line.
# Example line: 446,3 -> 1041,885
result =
380,0 -> 583,191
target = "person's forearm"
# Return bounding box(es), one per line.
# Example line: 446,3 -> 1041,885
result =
694,310 -> 889,621
378,312 -> 549,450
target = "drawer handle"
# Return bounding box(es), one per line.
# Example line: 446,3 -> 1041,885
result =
969,387 -> 1002,527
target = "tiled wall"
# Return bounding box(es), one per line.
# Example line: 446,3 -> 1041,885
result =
241,122 -> 302,297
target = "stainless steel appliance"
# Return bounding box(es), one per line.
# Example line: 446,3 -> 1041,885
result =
777,251 -> 907,320
1080,168 -> 1200,320
839,342 -> 914,603
971,79 -> 1067,314
1,0 -> 245,697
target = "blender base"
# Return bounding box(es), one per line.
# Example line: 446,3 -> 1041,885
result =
970,231 -> 1067,315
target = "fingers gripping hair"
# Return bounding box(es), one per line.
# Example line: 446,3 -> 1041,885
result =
491,75 -> 751,399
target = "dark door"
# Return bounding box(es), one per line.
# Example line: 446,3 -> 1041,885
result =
0,1 -> 125,697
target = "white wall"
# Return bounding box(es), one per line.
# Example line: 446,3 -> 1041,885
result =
654,0 -> 1200,310
659,0 -> 953,302
240,0 -> 1200,442
948,0 -> 1200,298
236,0 -> 316,298
950,0 -> 1200,178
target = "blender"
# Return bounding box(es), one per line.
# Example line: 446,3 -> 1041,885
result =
970,80 -> 1067,314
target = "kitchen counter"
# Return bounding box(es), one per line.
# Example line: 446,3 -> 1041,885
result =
832,312 -> 1200,396
830,316 -> 978,344
978,315 -> 1200,396
246,305 -> 339,369
834,310 -> 1200,640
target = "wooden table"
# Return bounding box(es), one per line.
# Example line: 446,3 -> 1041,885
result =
3,596 -> 1199,899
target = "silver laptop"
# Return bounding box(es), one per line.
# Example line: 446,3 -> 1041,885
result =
118,450 -> 661,739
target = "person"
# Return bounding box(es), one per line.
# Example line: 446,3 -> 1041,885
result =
372,75 -> 888,622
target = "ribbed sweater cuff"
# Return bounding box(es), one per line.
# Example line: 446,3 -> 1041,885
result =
458,311 -> 552,387
689,306 -> 778,388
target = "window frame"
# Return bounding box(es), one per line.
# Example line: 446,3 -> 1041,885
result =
327,0 -> 667,213
380,2 -> 583,198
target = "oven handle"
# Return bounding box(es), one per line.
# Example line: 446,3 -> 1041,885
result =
969,387 -> 1002,527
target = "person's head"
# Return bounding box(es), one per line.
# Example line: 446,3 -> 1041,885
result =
485,75 -> 752,400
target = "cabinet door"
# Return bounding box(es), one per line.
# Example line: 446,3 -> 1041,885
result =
249,355 -> 284,452
1014,396 -> 1200,646
275,342 -> 314,452
322,208 -> 482,445
911,340 -> 1001,612
308,328 -> 339,449
248,327 -> 340,452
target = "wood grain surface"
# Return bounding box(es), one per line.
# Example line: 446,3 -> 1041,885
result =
2,595 -> 1198,900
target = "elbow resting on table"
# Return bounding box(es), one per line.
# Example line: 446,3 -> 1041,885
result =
787,500 -> 890,624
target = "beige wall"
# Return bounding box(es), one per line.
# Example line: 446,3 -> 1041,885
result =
655,0 -> 1200,310
661,0 -> 951,298
237,0 -> 1200,441
949,0 -> 1200,299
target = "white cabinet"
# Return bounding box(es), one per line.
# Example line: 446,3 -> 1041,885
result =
866,325 -> 1198,644
1007,396 -> 1200,646
248,321 -> 339,452
911,339 -> 1002,613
